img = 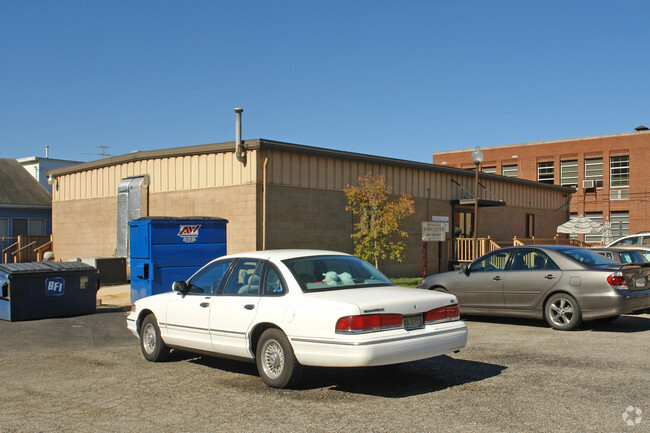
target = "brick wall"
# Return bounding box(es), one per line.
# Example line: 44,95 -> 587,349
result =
433,131 -> 650,233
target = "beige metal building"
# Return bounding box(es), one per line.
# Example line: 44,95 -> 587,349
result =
48,139 -> 574,276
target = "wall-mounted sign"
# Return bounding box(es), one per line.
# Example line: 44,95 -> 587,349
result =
422,222 -> 446,242
431,216 -> 449,232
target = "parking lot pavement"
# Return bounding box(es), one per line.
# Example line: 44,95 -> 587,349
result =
0,311 -> 648,432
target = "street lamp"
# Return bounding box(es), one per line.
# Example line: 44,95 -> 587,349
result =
472,146 -> 484,259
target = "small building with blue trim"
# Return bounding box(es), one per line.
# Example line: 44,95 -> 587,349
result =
0,158 -> 52,255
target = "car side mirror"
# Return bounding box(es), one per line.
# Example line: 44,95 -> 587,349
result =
172,280 -> 188,293
461,263 -> 470,276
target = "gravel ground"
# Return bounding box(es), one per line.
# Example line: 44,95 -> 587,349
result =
0,309 -> 648,432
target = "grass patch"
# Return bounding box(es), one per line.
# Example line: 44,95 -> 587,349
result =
390,277 -> 422,288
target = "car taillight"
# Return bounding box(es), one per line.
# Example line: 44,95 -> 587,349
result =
336,305 -> 460,334
607,272 -> 627,288
425,305 -> 460,324
335,314 -> 403,334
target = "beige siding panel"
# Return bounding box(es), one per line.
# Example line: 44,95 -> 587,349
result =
152,159 -> 161,193
172,157 -> 180,190
206,154 -> 215,188
224,153 -> 233,186
317,158 -> 326,189
307,155 -> 316,188
54,149 -> 258,201
145,160 -> 154,192
109,166 -> 116,197
198,155 -> 207,189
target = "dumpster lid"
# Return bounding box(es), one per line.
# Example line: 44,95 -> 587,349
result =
0,262 -> 97,275
133,216 -> 228,222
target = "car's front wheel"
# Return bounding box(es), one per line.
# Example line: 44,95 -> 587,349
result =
256,328 -> 302,388
140,314 -> 170,362
544,293 -> 582,331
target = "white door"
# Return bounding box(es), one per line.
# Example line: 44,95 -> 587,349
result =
164,292 -> 213,351
209,258 -> 265,358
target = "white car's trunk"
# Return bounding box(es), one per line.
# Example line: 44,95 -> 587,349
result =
303,286 -> 456,314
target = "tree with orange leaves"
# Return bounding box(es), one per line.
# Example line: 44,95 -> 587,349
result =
343,172 -> 415,269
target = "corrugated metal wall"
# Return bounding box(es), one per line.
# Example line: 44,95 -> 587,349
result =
264,149 -> 569,209
52,152 -> 258,201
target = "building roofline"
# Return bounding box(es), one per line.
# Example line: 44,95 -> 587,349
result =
47,138 -> 574,193
17,156 -> 83,164
432,129 -> 650,156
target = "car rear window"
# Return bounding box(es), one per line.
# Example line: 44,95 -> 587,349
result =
283,255 -> 393,292
619,251 -> 645,264
559,248 -> 619,267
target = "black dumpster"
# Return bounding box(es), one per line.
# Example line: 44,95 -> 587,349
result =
0,262 -> 100,321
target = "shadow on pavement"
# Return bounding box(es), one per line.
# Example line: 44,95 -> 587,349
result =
184,353 -> 506,398
302,356 -> 506,397
583,314 -> 650,333
461,313 -> 650,333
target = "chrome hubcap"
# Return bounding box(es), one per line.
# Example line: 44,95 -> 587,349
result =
143,324 -> 156,354
550,298 -> 574,326
262,340 -> 284,379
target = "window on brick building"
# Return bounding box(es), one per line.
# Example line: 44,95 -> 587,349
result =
502,164 -> 518,178
610,156 -> 629,187
537,162 -> 554,184
610,212 -> 629,239
584,212 -> 603,244
482,166 -> 497,174
560,160 -> 578,187
584,158 -> 603,183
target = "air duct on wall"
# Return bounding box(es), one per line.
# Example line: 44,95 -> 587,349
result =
235,108 -> 245,163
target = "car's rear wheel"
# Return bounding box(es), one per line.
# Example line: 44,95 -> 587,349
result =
544,293 -> 582,331
140,314 -> 170,362
256,328 -> 302,388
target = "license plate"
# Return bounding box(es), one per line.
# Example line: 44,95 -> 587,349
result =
403,314 -> 424,329
635,277 -> 646,288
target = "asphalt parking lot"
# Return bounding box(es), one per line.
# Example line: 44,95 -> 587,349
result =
0,305 -> 648,432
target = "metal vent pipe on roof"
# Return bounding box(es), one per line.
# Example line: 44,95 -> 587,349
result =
234,108 -> 245,162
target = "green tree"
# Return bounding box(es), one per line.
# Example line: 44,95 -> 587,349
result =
343,173 -> 415,269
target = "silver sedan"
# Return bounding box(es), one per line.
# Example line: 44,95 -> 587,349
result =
417,245 -> 650,330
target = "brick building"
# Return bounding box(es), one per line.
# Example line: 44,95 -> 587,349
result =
432,127 -> 650,242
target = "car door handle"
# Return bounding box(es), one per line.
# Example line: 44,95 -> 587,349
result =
200,302 -> 210,308
244,304 -> 255,310
544,274 -> 556,280
493,276 -> 502,281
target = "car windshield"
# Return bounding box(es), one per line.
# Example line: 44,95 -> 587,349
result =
559,248 -> 619,267
283,255 -> 393,292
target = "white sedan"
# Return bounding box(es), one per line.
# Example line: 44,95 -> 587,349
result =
126,250 -> 468,388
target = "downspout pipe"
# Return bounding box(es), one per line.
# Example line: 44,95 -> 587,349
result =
234,108 -> 245,163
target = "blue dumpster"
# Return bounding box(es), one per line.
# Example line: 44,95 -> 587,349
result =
0,262 -> 100,321
129,217 -> 228,302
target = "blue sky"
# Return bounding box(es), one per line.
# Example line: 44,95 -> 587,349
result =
1,1 -> 648,163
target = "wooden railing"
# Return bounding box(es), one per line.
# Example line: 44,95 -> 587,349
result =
512,235 -> 591,247
2,240 -> 18,264
1,235 -> 52,263
454,235 -> 593,263
455,237 -> 499,263
35,239 -> 53,261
